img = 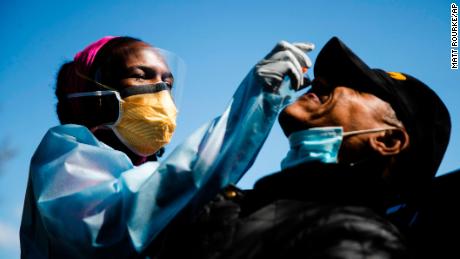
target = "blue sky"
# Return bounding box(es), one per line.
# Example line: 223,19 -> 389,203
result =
0,0 -> 458,257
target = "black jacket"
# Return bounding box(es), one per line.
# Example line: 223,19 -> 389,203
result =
147,162 -> 409,259
407,169 -> 460,258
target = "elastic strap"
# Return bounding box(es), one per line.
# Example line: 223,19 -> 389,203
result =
74,69 -> 117,91
74,69 -> 170,98
343,127 -> 398,137
119,83 -> 170,98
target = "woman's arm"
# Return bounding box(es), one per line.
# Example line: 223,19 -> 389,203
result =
21,41 -> 313,258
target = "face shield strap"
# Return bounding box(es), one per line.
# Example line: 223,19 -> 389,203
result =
65,90 -> 122,127
66,90 -> 121,100
74,69 -> 117,91
119,82 -> 171,98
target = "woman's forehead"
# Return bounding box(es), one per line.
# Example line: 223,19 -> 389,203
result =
124,48 -> 167,67
111,43 -> 169,70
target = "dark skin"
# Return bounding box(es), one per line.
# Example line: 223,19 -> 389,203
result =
279,84 -> 410,167
92,41 -> 174,165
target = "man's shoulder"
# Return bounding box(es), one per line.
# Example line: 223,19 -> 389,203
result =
196,185 -> 408,259
149,183 -> 408,258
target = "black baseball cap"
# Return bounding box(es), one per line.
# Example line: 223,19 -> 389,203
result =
314,37 -> 451,202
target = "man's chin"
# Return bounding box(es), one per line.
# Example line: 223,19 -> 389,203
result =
278,109 -> 310,137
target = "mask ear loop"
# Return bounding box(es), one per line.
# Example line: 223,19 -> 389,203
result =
343,127 -> 398,137
344,127 -> 399,167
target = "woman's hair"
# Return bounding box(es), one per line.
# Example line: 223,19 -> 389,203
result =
55,36 -> 143,125
55,61 -> 77,124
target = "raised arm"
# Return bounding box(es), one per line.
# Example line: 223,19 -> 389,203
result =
20,41 -> 314,258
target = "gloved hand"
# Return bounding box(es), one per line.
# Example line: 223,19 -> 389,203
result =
255,41 -> 314,91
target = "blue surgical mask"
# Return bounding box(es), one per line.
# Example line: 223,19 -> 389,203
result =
280,126 -> 397,170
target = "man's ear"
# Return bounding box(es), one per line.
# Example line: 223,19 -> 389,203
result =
369,129 -> 410,156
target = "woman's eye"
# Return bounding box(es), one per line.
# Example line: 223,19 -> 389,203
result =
130,74 -> 145,81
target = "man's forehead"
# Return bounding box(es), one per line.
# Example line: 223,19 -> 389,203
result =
313,76 -> 397,111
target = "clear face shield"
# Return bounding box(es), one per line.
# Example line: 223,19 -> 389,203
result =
66,48 -> 186,156
66,48 -> 186,126
158,48 -> 187,109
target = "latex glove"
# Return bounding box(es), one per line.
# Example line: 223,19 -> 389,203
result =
256,41 -> 315,91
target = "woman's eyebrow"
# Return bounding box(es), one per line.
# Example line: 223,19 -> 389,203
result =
124,66 -> 158,77
126,65 -> 156,71
124,66 -> 174,82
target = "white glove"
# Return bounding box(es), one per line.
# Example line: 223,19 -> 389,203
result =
255,41 -> 315,91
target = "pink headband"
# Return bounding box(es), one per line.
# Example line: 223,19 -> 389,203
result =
74,36 -> 117,76
64,36 -> 118,94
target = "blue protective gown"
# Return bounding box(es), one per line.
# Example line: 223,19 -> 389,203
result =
20,72 -> 294,258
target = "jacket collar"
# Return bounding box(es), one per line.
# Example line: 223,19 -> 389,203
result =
252,162 -> 398,214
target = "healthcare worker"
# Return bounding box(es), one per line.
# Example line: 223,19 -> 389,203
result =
19,36 -> 314,258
